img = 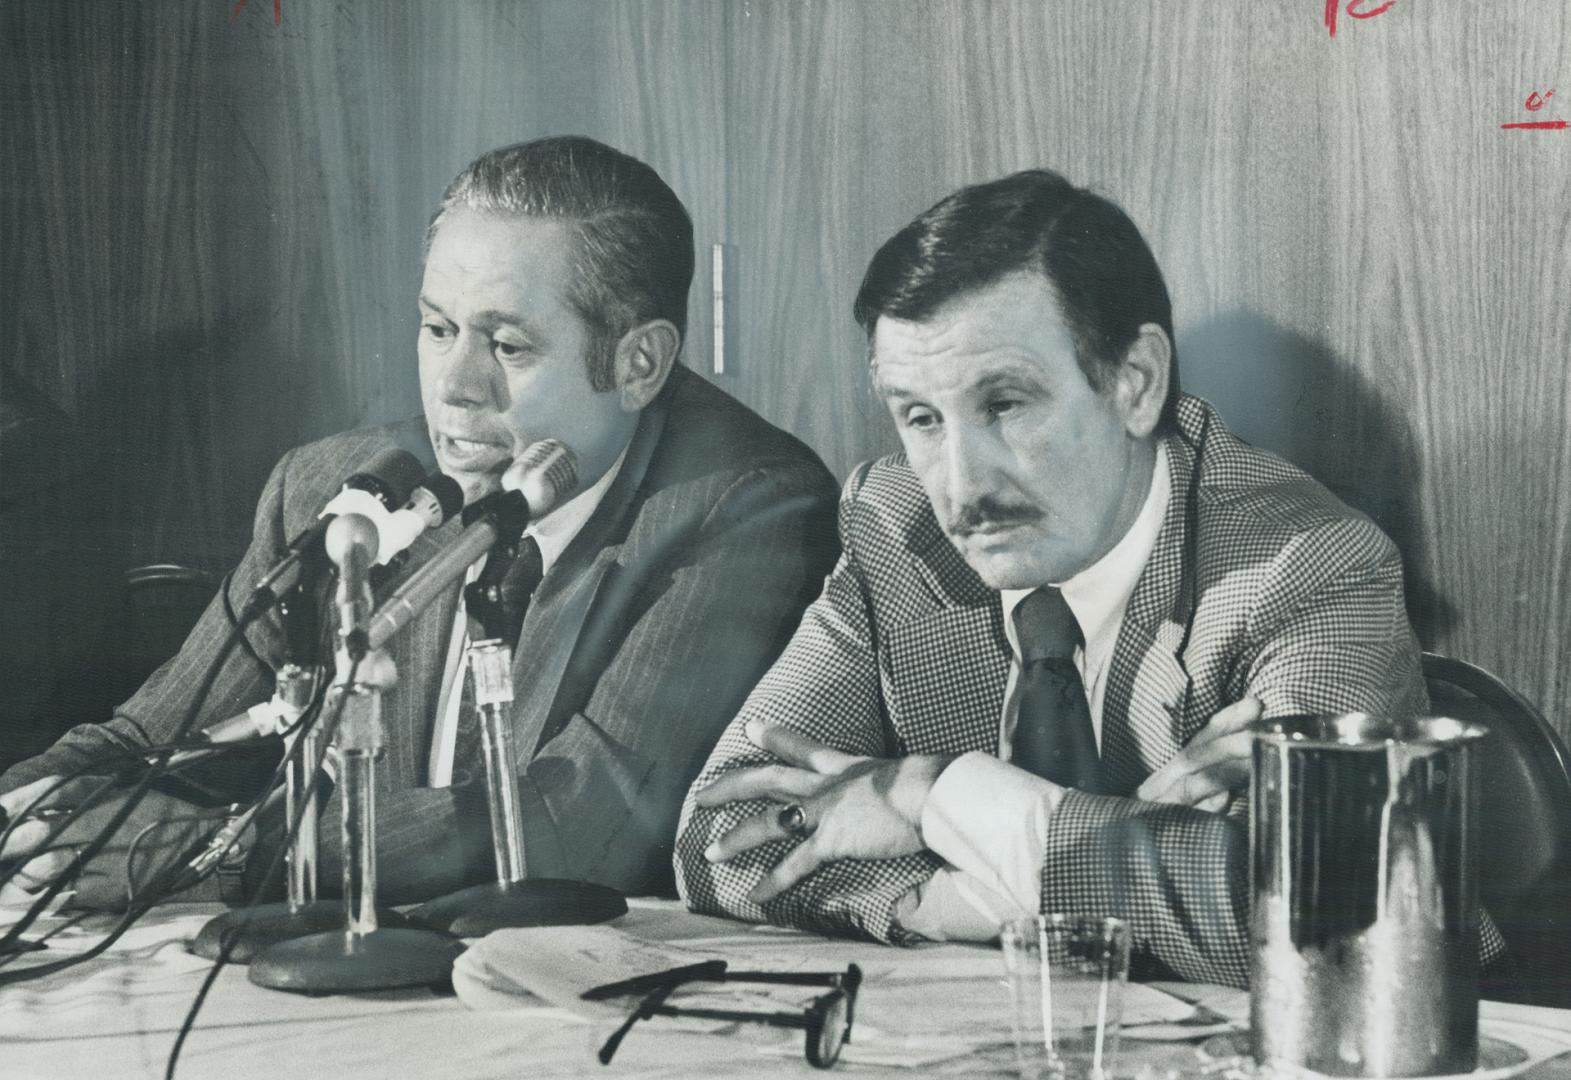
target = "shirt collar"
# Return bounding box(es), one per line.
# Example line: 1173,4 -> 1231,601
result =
1000,442 -> 1171,653
526,445 -> 628,578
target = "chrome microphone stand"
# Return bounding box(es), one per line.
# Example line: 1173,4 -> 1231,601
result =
412,533 -> 624,935
192,579 -> 412,961
249,514 -> 461,992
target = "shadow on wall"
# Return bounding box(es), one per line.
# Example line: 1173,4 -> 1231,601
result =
0,309 -> 272,767
1178,311 -> 1455,642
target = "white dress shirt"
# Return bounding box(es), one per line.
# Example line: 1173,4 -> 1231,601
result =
897,443 -> 1172,939
426,449 -> 627,787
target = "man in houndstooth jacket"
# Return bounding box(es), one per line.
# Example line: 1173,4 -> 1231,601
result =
674,169 -> 1452,988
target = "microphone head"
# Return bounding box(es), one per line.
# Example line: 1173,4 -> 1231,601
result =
324,512 -> 380,568
504,439 -> 579,519
344,448 -> 426,510
406,471 -> 465,528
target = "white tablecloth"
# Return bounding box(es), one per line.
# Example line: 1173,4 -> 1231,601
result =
3,900 -> 1569,1080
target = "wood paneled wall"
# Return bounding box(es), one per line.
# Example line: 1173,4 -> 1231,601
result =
2,0 -> 1567,743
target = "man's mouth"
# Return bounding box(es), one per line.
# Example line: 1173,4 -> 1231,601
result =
950,507 -> 1044,538
436,433 -> 510,471
959,520 -> 1028,536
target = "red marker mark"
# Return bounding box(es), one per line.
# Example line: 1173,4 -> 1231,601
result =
231,0 -> 281,26
1325,0 -> 1394,37
1346,0 -> 1397,20
1503,89 -> 1565,131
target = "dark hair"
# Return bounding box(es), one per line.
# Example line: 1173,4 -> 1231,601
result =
853,169 -> 1180,432
428,136 -> 694,391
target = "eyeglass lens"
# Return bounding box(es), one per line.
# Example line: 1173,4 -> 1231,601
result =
807,990 -> 850,1068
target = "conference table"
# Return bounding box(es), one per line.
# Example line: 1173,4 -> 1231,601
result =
4,898 -> 1570,1080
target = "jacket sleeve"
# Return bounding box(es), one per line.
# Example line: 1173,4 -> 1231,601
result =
290,459 -> 842,904
675,468 -> 944,942
1036,515 -> 1428,987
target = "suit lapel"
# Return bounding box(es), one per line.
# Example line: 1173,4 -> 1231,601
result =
360,419 -> 461,786
884,492 -> 1011,755
507,385 -> 670,760
383,517 -> 464,783
1101,422 -> 1205,789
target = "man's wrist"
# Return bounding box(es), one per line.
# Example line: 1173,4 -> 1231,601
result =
898,754 -> 959,839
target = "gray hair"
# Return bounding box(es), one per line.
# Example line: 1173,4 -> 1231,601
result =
428,136 -> 694,391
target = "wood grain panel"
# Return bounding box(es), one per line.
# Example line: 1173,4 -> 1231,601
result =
717,0 -> 1569,734
528,0 -> 728,382
3,0 -> 1567,742
723,0 -> 892,475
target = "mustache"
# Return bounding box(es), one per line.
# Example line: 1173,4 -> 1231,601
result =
947,497 -> 1044,535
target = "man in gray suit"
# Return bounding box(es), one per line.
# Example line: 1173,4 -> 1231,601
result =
0,137 -> 838,909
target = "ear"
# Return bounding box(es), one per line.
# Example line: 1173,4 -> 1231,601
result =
1110,323 -> 1170,438
612,319 -> 680,411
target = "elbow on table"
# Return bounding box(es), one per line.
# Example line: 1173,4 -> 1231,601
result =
672,800 -> 771,926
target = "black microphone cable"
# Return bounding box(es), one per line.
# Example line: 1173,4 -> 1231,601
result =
0,693 -> 316,904
164,656 -> 361,1080
0,649 -> 336,983
0,712 -> 311,891
0,567 -> 266,959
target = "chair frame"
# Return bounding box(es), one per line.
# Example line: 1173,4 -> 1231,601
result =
1422,651 -> 1571,1007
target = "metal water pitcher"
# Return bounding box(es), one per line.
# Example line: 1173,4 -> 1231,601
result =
1249,713 -> 1489,1077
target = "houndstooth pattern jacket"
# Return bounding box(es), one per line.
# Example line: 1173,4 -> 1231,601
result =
676,393 -> 1443,987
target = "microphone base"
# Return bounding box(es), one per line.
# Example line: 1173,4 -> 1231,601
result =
411,878 -> 627,937
248,926 -> 462,993
189,901 -> 414,964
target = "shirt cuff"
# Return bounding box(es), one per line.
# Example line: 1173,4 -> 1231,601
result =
920,751 -> 1061,914
896,864 -> 1034,942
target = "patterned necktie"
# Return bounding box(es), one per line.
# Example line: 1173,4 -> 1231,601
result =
1009,586 -> 1105,793
494,535 -> 545,649
451,536 -> 545,787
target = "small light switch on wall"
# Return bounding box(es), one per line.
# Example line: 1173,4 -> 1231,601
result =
712,242 -> 726,376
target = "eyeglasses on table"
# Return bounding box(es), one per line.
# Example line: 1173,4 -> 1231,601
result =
585,959 -> 863,1069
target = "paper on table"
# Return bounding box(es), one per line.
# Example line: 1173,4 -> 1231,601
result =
454,916 -> 1195,1028
453,923 -> 727,1016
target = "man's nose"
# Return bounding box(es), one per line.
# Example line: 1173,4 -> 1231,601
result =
940,424 -> 1000,507
438,333 -> 502,408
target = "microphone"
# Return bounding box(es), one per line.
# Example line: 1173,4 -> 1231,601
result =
326,513 -> 378,660
246,448 -> 427,613
366,440 -> 579,650
502,438 -> 577,518
168,471 -> 464,759
370,470 -> 464,566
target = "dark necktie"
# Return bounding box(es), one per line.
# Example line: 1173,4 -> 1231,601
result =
1009,586 -> 1105,793
451,536 -> 545,786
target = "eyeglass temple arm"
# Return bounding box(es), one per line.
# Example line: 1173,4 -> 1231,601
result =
597,983 -> 679,1066
583,959 -> 728,1001
724,963 -> 863,992
641,1002 -> 818,1030
724,967 -> 857,986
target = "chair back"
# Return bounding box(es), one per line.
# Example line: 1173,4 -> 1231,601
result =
120,563 -> 217,694
1423,652 -> 1571,1006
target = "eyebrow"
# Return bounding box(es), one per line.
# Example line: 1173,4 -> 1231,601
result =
869,368 -> 909,403
418,296 -> 537,334
872,360 -> 1045,403
969,366 -> 1044,394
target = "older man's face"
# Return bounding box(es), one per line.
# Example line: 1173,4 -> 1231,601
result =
873,271 -> 1157,589
417,208 -> 636,506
